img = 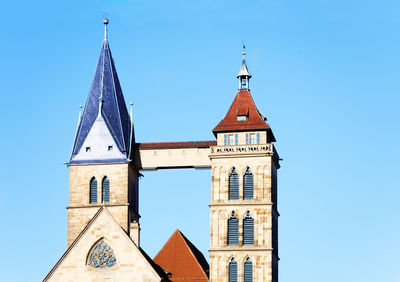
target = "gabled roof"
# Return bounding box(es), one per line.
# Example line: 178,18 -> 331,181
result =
213,89 -> 275,141
70,38 -> 134,164
154,229 -> 209,281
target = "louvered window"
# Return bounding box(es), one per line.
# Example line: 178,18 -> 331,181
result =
243,211 -> 254,245
90,178 -> 97,203
229,168 -> 239,200
229,258 -> 238,282
228,212 -> 239,245
102,177 -> 110,203
244,258 -> 253,282
243,167 -> 253,200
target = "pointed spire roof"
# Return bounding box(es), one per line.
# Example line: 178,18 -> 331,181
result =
70,20 -> 134,164
213,89 -> 276,141
237,51 -> 251,78
153,229 -> 209,281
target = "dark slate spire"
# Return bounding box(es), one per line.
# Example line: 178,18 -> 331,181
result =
70,19 -> 134,164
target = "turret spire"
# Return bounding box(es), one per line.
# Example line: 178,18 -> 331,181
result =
237,45 -> 251,90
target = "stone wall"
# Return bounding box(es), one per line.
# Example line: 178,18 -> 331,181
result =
67,163 -> 137,247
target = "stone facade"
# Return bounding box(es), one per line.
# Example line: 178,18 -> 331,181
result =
209,132 -> 279,282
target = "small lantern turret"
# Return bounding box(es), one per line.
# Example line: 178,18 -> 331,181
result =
237,49 -> 252,90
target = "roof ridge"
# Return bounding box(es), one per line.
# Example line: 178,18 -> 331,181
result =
107,42 -> 127,152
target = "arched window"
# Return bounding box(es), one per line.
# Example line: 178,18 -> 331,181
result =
87,239 -> 116,268
229,168 -> 239,200
228,211 -> 239,245
243,167 -> 253,200
244,257 -> 253,282
229,258 -> 238,282
243,211 -> 254,245
102,177 -> 110,203
89,177 -> 97,203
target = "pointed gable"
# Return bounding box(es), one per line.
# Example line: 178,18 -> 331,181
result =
70,39 -> 134,164
213,89 -> 275,141
44,207 -> 168,281
153,230 -> 209,281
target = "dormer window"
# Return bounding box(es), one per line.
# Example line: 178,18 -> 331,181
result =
236,108 -> 249,121
86,147 -> 91,152
108,145 -> 113,151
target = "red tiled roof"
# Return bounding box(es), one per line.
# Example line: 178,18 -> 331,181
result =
153,230 -> 209,281
137,141 -> 216,150
213,89 -> 270,133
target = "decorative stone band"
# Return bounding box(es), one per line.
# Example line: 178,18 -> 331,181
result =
209,144 -> 274,157
209,247 -> 273,252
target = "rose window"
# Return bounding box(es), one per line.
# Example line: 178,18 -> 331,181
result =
87,239 -> 117,268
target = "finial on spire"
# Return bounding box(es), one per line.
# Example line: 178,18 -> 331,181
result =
237,44 -> 251,90
104,18 -> 109,40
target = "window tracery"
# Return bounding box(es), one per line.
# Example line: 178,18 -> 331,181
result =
87,239 -> 116,268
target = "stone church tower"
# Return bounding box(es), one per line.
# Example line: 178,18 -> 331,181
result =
209,51 -> 280,281
67,19 -> 140,248
44,20 -> 170,282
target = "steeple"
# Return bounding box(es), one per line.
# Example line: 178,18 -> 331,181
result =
237,47 -> 251,90
70,19 -> 135,164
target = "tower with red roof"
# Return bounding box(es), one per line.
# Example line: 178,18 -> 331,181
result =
209,51 -> 280,281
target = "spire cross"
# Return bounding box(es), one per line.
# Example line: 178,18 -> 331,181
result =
104,18 -> 109,40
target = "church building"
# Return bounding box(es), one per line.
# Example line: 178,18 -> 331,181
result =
44,19 -> 280,282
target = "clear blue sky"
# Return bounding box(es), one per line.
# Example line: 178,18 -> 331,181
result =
1,0 -> 399,281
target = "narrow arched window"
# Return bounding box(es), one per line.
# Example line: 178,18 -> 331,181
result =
243,211 -> 254,245
228,211 -> 239,245
229,168 -> 239,200
102,177 -> 110,203
243,167 -> 253,200
90,177 -> 97,203
244,257 -> 253,282
229,258 -> 238,282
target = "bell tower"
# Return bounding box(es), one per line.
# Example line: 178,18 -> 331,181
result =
67,19 -> 140,247
209,51 -> 280,281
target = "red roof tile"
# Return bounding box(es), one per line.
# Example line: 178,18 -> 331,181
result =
213,89 -> 271,133
137,141 -> 216,150
153,230 -> 209,281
